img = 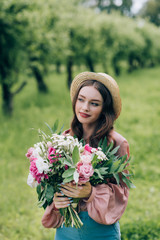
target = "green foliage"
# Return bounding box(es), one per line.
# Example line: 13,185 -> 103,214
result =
121,220 -> 160,240
1,0 -> 160,114
90,137 -> 135,188
0,0 -> 30,83
72,146 -> 80,165
140,0 -> 160,26
80,0 -> 133,16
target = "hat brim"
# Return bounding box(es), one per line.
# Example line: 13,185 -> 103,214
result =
70,72 -> 121,119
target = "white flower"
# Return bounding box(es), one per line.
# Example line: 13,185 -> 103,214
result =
47,141 -> 52,148
36,158 -> 51,174
95,151 -> 107,160
91,148 -> 98,153
27,173 -> 38,188
32,142 -> 45,158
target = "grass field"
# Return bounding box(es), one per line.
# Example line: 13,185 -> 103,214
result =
0,67 -> 160,239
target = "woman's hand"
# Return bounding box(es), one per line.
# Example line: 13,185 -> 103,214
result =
53,192 -> 72,209
60,182 -> 92,199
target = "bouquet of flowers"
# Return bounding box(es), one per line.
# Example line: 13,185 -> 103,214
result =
26,122 -> 134,228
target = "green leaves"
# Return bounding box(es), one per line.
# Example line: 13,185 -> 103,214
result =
36,183 -> 55,209
90,137 -> 135,188
121,172 -> 136,189
62,168 -> 75,183
45,120 -> 64,135
62,168 -> 75,178
45,185 -> 54,203
94,167 -> 109,180
62,167 -> 80,184
72,146 -> 80,165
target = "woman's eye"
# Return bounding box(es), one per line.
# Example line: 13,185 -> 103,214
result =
78,98 -> 84,102
91,102 -> 99,106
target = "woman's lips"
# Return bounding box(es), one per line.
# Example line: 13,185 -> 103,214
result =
80,112 -> 91,118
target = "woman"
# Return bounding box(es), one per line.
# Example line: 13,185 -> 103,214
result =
41,72 -> 130,240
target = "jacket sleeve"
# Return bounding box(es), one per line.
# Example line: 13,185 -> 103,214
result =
41,201 -> 63,228
84,140 -> 130,225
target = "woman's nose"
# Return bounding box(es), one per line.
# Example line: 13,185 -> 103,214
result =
82,101 -> 89,111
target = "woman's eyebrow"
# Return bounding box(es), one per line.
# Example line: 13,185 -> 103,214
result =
78,94 -> 102,102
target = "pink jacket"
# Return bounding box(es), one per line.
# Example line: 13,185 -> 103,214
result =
41,130 -> 130,228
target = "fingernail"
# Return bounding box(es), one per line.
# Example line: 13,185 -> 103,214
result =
60,191 -> 64,195
68,197 -> 72,200
67,203 -> 70,206
70,200 -> 73,203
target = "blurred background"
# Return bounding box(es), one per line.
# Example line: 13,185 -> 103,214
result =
0,0 -> 160,239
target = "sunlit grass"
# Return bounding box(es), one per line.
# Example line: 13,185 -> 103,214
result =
0,67 -> 160,239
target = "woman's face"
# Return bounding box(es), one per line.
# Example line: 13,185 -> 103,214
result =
75,86 -> 103,127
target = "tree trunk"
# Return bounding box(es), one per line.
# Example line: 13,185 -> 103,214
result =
31,66 -> 48,93
56,61 -> 61,74
67,57 -> 73,89
86,56 -> 95,72
112,55 -> 121,76
2,81 -> 13,115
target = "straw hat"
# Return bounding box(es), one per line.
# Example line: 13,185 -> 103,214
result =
70,72 -> 121,119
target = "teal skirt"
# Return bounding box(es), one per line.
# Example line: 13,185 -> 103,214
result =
55,211 -> 121,240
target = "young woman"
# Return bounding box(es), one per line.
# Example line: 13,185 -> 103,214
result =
41,72 -> 130,240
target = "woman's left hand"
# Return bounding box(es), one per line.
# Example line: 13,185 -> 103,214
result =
59,182 -> 92,199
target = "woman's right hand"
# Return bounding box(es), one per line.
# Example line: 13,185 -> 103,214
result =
53,192 -> 72,209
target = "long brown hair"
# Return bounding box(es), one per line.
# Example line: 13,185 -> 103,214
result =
71,80 -> 116,147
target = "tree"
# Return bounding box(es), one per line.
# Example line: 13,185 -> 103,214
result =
0,0 -> 29,115
139,0 -> 160,26
80,0 -> 133,16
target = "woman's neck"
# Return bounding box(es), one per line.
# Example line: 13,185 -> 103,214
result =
82,123 -> 96,141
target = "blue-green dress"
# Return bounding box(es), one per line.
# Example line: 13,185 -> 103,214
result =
55,211 -> 121,240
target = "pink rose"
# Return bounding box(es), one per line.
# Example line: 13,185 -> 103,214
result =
83,144 -> 93,155
48,147 -> 61,163
29,159 -> 48,183
77,161 -> 94,184
26,147 -> 34,158
80,154 -> 92,164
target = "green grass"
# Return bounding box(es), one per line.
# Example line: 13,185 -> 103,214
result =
0,67 -> 160,239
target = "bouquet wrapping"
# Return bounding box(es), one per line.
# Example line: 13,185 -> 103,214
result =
26,123 -> 135,228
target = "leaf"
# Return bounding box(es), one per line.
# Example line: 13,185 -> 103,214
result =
102,137 -> 108,152
80,138 -> 86,146
98,138 -> 103,147
60,158 -> 73,167
117,163 -> 126,173
36,184 -> 41,196
62,167 -> 75,178
109,160 -> 120,173
37,198 -> 47,208
109,145 -> 120,155
45,122 -> 53,134
94,169 -> 104,180
45,185 -> 54,202
91,154 -> 98,168
98,167 -> 109,175
52,119 -> 59,133
73,171 -> 79,184
63,175 -> 74,183
113,173 -> 120,185
72,146 -> 80,165
58,124 -> 64,135
121,174 -> 136,189
105,141 -> 114,155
